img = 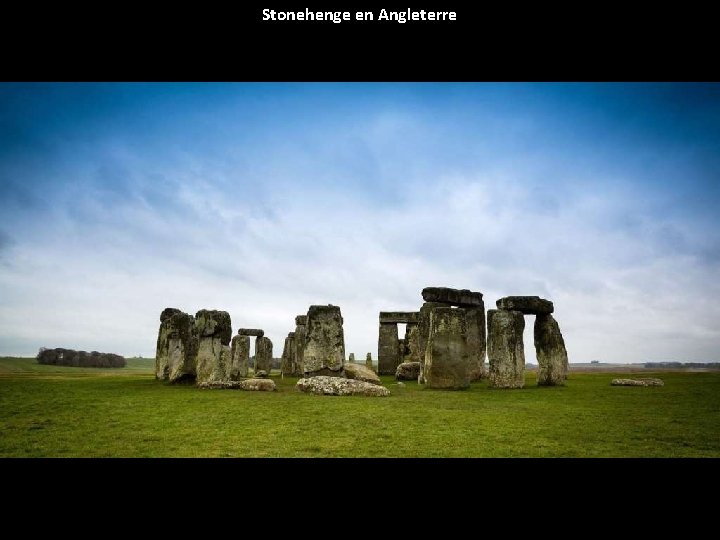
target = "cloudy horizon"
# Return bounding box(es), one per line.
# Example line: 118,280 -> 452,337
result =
0,83 -> 718,363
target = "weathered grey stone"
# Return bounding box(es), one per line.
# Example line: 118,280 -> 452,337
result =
424,307 -> 471,389
198,378 -> 276,391
534,314 -> 568,386
465,305 -> 487,381
194,310 -> 232,384
379,311 -> 419,324
396,361 -> 420,381
349,353 -> 356,363
403,323 -> 421,364
496,296 -> 554,315
280,334 -> 296,376
365,352 -> 373,371
487,309 -> 525,389
398,338 -> 406,360
255,370 -> 269,378
293,316 -> 307,376
237,328 -> 264,337
230,334 -> 250,379
611,378 -> 664,387
295,315 -> 307,326
155,308 -> 198,382
195,310 -> 232,343
421,287 -> 483,307
303,305 -> 345,376
344,362 -> 382,385
255,336 -> 273,374
417,302 -> 444,383
378,322 -> 400,375
296,376 -> 390,397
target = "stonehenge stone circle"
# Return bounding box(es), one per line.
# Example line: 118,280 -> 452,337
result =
534,314 -> 568,385
424,307 -> 471,389
487,309 -> 525,389
303,305 -> 345,377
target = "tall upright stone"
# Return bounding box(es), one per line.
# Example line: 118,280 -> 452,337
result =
230,333 -> 250,379
378,323 -> 399,375
534,314 -> 568,385
303,305 -> 345,377
294,315 -> 307,376
487,309 -> 525,389
281,333 -> 296,376
194,309 -> 232,384
255,336 -> 273,374
403,323 -> 421,363
365,352 -> 373,371
349,353 -> 356,363
424,307 -> 470,389
155,308 -> 198,382
465,306 -> 487,380
397,338 -> 406,361
417,302 -> 444,383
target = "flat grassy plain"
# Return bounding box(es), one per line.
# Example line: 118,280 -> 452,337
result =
1,357 -> 718,457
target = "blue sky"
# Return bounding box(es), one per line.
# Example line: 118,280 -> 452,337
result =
1,82 -> 718,362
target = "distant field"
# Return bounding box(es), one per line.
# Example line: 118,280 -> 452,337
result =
1,357 -> 718,457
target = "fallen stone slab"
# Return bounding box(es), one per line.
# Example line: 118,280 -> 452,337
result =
496,296 -> 554,315
344,363 -> 382,385
611,378 -> 664,387
396,361 -> 421,381
197,378 -> 277,391
421,287 -> 484,306
296,376 -> 390,396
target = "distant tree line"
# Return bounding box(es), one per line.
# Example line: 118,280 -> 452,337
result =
644,362 -> 720,368
37,348 -> 126,368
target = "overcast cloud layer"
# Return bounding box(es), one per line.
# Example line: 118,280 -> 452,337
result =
1,83 -> 718,362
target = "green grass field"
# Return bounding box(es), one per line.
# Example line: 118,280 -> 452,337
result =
1,357 -> 718,457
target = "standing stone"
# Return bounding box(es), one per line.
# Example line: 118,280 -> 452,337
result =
465,306 -> 487,381
424,307 -> 470,389
230,333 -> 250,379
397,338 -> 406,361
487,309 -> 525,389
280,333 -> 296,376
155,308 -> 198,382
255,336 -> 273,374
403,323 -> 421,364
303,305 -> 345,376
194,309 -> 232,384
365,353 -> 373,371
349,353 -> 356,363
294,315 -> 307,376
378,322 -> 399,375
417,302 -> 444,383
534,314 -> 568,386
